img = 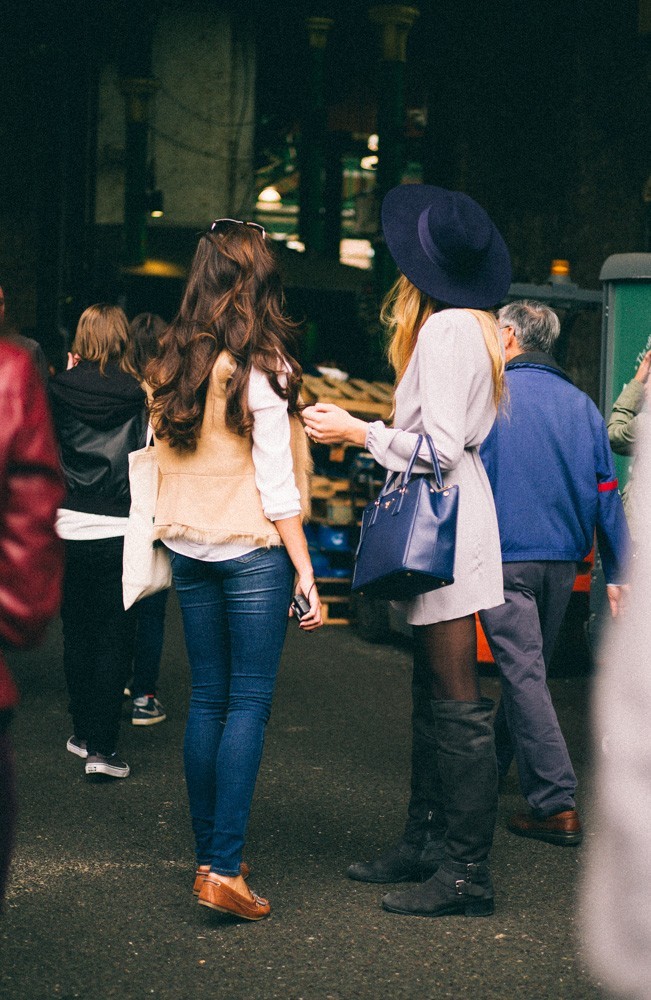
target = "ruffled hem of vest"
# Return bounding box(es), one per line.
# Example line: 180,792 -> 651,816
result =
153,523 -> 282,548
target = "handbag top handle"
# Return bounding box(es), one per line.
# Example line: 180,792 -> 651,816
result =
380,433 -> 445,497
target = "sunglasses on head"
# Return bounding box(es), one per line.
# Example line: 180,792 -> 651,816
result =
209,218 -> 266,239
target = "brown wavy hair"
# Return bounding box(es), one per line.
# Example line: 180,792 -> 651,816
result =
125,312 -> 167,382
147,222 -> 302,451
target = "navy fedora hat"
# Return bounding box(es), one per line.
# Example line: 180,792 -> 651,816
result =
381,184 -> 512,309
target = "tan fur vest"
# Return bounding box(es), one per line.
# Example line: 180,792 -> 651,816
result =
153,352 -> 311,547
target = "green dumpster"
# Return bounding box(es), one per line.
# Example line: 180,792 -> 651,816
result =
588,254 -> 651,648
600,253 -> 651,490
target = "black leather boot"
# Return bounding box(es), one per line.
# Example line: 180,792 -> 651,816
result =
347,840 -> 434,884
382,698 -> 497,917
402,652 -> 446,862
382,859 -> 494,916
347,657 -> 445,885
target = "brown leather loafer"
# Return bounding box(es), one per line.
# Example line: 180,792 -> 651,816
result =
197,872 -> 270,920
192,861 -> 251,895
508,808 -> 583,846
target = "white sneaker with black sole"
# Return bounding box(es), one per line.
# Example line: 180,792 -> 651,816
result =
132,695 -> 167,726
66,736 -> 88,759
85,752 -> 130,779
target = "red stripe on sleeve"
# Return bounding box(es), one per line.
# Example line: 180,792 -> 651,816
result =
597,480 -> 618,492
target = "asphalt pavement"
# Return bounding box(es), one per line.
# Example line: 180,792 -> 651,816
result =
0,595 -> 611,1000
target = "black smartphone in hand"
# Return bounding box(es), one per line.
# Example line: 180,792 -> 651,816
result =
290,594 -> 311,620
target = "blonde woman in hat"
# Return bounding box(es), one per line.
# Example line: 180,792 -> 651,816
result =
303,184 -> 511,918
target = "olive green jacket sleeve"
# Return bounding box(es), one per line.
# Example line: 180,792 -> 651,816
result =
607,380 -> 645,456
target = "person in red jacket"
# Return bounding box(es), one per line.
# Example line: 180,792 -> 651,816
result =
0,340 -> 64,906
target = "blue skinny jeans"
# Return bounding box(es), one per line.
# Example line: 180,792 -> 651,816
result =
170,546 -> 294,876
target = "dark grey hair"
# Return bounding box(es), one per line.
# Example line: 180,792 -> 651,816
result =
497,300 -> 560,354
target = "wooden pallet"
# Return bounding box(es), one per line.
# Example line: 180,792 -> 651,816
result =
301,374 -> 393,421
310,475 -> 349,500
321,595 -> 353,625
315,577 -> 353,626
347,378 -> 393,405
310,475 -> 354,524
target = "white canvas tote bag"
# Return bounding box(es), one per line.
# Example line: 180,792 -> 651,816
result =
122,426 -> 172,610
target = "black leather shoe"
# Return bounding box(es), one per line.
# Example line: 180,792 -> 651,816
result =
347,841 -> 441,884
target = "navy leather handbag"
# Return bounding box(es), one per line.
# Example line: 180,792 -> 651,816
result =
351,434 -> 459,601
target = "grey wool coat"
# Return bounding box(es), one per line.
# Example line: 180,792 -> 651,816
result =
365,309 -> 504,625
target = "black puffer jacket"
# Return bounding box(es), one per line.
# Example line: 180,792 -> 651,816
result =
49,360 -> 147,517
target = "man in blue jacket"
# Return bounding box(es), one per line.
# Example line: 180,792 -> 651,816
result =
480,300 -> 630,846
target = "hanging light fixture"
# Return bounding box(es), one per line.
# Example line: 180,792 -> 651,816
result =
258,186 -> 282,204
148,189 -> 164,218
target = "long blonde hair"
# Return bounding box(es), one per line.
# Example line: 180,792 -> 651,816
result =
71,303 -> 132,376
382,274 -> 505,409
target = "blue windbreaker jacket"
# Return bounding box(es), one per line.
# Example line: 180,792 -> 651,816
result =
480,352 -> 630,583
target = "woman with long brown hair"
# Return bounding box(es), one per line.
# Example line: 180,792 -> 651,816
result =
147,219 -> 321,920
303,185 -> 511,918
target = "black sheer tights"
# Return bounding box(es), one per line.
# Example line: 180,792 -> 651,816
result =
413,614 -> 480,702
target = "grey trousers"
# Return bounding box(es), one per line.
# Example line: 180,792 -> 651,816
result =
479,561 -> 578,817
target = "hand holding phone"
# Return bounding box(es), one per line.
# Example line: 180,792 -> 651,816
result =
290,579 -> 323,632
290,593 -> 311,620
